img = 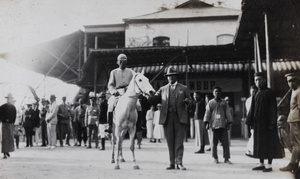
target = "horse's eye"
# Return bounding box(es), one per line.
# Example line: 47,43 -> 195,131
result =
139,79 -> 142,82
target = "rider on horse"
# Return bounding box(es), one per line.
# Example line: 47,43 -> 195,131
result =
105,54 -> 142,133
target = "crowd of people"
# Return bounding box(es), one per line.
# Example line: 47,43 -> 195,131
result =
0,53 -> 300,176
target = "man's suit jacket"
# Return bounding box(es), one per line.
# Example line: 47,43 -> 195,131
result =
46,101 -> 59,125
155,83 -> 191,125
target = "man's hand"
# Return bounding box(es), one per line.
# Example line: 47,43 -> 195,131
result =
226,123 -> 231,130
183,98 -> 189,105
114,91 -> 120,96
205,122 -> 210,130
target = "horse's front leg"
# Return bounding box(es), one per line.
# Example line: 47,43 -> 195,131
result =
130,127 -> 139,169
119,130 -> 127,163
114,130 -> 121,169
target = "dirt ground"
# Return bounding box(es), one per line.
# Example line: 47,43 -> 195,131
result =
0,138 -> 294,179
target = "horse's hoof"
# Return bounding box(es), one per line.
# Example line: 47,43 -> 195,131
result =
114,165 -> 120,170
111,159 -> 115,163
120,159 -> 126,162
133,165 -> 140,170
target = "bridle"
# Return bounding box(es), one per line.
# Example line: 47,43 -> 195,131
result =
127,74 -> 145,98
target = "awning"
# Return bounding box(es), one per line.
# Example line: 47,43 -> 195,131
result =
234,0 -> 300,60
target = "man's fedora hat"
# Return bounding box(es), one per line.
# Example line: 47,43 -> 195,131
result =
165,66 -> 179,76
5,93 -> 14,99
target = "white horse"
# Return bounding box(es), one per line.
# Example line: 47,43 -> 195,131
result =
111,72 -> 155,170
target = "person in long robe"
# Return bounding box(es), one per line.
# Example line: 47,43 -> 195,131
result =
0,93 -> 17,159
246,72 -> 285,172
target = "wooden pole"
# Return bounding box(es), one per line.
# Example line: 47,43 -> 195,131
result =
84,33 -> 87,63
255,33 -> 262,72
94,36 -> 98,97
264,12 -> 272,88
185,55 -> 188,87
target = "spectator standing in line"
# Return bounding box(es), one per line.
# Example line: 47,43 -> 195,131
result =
14,106 -> 23,149
0,93 -> 17,159
32,102 -> 40,146
194,92 -> 208,154
57,96 -> 71,147
246,72 -> 284,172
98,93 -> 108,150
204,87 -> 233,164
280,73 -> 300,173
85,96 -> 100,149
39,98 -> 49,147
70,103 -> 78,146
74,98 -> 87,147
153,103 -> 164,143
146,105 -> 155,143
149,66 -> 192,170
245,85 -> 258,157
46,94 -> 59,149
205,94 -> 213,151
224,96 -> 234,146
23,103 -> 35,147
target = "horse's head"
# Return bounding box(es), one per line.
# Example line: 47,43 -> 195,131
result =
133,72 -> 155,97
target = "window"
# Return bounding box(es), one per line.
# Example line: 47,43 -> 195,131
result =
153,36 -> 170,47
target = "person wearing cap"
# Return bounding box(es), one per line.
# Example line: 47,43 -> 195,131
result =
39,98 -> 49,147
57,96 -> 71,147
106,53 -> 142,134
74,97 -> 87,147
149,66 -> 192,170
32,102 -> 40,146
246,72 -> 284,172
46,94 -> 59,149
204,87 -> 233,165
85,96 -> 100,149
0,93 -> 17,159
98,93 -> 108,150
23,103 -> 34,147
280,73 -> 300,173
153,103 -> 164,143
69,102 -> 78,146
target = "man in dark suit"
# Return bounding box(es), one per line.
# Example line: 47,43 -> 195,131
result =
150,66 -> 191,170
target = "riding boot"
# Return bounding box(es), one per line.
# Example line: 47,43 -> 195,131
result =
100,138 -> 105,150
136,111 -> 142,132
15,136 -> 19,149
105,112 -> 113,133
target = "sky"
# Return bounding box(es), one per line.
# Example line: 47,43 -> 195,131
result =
0,0 -> 241,106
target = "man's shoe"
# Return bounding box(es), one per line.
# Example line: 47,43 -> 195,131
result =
263,167 -> 272,172
214,159 -> 219,164
206,148 -> 211,151
177,164 -> 186,170
86,146 -> 91,149
195,150 -> 204,154
40,145 -> 46,147
252,166 -> 265,170
166,164 -> 175,170
50,146 -> 56,149
66,143 -> 70,146
224,159 -> 232,164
